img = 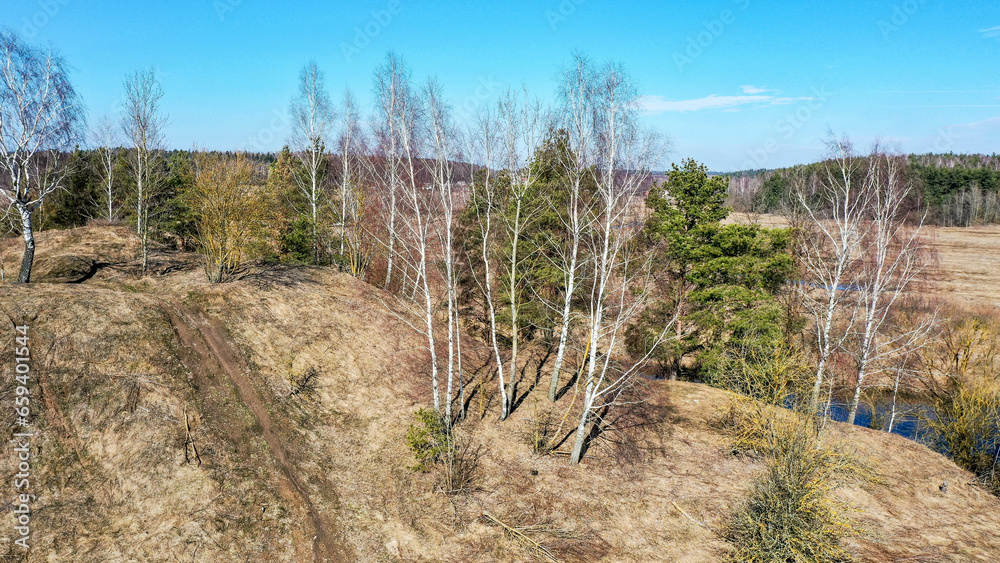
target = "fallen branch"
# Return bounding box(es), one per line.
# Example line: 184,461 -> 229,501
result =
184,407 -> 202,466
481,511 -> 558,562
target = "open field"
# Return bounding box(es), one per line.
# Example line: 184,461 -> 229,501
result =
920,224 -> 1000,309
727,212 -> 1000,311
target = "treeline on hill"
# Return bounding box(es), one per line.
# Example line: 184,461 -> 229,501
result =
27,148 -> 266,233
729,153 -> 1000,226
8,147 -> 478,276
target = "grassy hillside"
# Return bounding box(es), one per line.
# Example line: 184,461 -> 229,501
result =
1,227 -> 998,562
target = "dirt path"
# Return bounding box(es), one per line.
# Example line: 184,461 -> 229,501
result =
164,302 -> 350,562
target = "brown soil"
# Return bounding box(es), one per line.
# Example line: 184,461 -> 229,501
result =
164,302 -> 349,561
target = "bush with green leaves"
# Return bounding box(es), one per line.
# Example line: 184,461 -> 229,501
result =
405,408 -> 450,472
405,409 -> 481,493
280,216 -> 316,264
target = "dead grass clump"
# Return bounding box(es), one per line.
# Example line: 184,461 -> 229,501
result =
722,398 -> 879,562
287,365 -> 320,400
474,509 -> 610,563
522,405 -> 561,455
439,436 -> 484,494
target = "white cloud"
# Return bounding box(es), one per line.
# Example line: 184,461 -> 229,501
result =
637,92 -> 814,114
980,25 -> 1000,38
637,94 -> 772,112
959,116 -> 1000,129
740,85 -> 771,94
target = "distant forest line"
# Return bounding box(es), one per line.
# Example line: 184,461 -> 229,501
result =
727,153 -> 1000,226
7,149 -> 1000,238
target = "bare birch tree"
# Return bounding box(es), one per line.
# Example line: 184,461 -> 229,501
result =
371,58 -> 447,413
289,61 -> 334,265
0,29 -> 83,283
569,62 -> 671,464
335,88 -> 364,263
121,68 -> 167,276
90,114 -> 121,222
845,148 -> 931,424
463,107 -> 513,421
548,52 -> 597,401
794,136 -> 871,414
425,78 -> 462,422
495,88 -> 546,420
396,87 -> 439,411
372,53 -> 411,289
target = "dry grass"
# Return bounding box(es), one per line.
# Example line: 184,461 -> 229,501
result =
920,224 -> 1000,309
726,212 -> 1000,311
0,287 -> 306,561
0,225 -> 998,561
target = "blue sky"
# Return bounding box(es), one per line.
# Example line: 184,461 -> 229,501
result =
4,0 -> 999,171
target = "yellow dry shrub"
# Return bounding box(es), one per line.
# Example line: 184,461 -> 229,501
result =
921,314 -> 1000,494
926,371 -> 1000,495
722,398 -> 879,562
187,152 -> 270,282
